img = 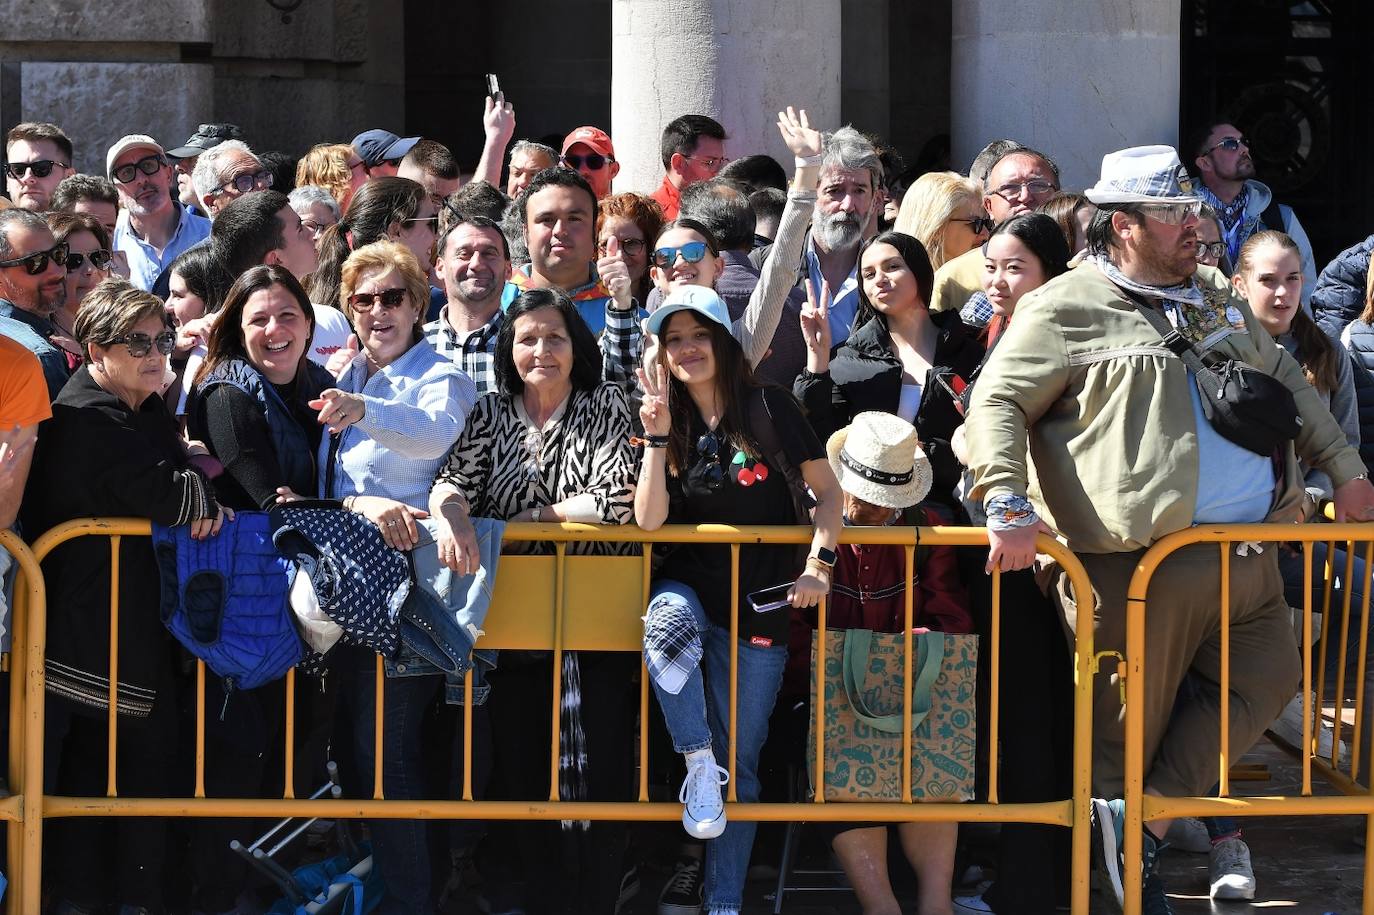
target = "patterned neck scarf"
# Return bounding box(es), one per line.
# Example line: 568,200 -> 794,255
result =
1089,253 -> 1205,308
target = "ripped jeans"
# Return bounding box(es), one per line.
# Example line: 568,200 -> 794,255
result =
644,579 -> 787,914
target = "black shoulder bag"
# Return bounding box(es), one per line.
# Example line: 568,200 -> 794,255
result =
1124,290 -> 1302,457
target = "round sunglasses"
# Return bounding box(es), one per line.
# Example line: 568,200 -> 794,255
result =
562,152 -> 612,171
111,154 -> 166,185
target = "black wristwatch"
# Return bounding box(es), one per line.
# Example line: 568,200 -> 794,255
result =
811,546 -> 837,567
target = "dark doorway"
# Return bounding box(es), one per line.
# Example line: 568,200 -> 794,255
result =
1181,0 -> 1374,268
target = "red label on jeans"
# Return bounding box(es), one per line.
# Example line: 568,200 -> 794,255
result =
750,636 -> 773,648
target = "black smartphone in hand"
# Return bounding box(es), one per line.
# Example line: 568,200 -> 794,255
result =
486,73 -> 501,98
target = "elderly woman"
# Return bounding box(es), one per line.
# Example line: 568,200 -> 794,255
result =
45,211 -> 113,370
597,191 -> 663,305
186,264 -> 337,913
22,277 -> 226,914
290,184 -> 342,246
893,171 -> 990,271
322,240 -> 475,914
429,286 -> 637,914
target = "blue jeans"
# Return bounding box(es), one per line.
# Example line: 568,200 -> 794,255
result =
342,643 -> 441,915
646,580 -> 787,913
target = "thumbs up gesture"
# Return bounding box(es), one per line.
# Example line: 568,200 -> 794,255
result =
326,333 -> 360,378
597,235 -> 635,312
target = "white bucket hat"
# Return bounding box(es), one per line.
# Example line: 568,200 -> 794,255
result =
826,412 -> 932,510
1084,145 -> 1202,206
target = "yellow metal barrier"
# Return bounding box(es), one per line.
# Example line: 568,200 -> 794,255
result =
18,517 -> 1098,913
1122,523 -> 1374,915
0,529 -> 43,910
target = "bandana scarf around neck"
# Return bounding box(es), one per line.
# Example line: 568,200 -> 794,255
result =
1089,252 -> 1206,309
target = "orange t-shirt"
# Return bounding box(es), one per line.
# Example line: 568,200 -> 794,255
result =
0,334 -> 53,428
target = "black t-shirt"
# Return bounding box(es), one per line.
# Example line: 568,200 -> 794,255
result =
657,386 -> 824,644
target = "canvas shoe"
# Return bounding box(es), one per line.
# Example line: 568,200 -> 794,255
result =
658,856 -> 703,915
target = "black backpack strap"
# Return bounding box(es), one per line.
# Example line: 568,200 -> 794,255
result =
746,386 -> 815,515
1260,198 -> 1286,233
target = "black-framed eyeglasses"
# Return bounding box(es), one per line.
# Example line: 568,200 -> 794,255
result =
106,330 -> 177,358
111,154 -> 167,184
1196,241 -> 1227,262
651,242 -> 709,269
402,215 -> 438,233
0,242 -> 68,275
696,430 -> 725,491
599,237 -> 646,256
1205,136 -> 1249,154
65,249 -> 113,272
952,215 -> 996,234
348,287 -> 409,313
211,169 -> 274,197
990,180 -> 1057,201
562,152 -> 612,171
4,159 -> 66,180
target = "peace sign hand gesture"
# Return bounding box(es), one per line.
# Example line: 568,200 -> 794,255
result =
635,363 -> 671,438
800,276 -> 832,372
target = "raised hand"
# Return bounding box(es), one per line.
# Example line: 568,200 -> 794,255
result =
597,235 -> 634,311
484,92 -> 516,147
636,363 -> 671,437
777,106 -> 823,160
800,277 -> 832,371
310,388 -> 367,435
326,333 -> 360,378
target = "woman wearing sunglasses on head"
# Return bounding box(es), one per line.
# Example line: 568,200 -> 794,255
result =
628,108 -> 825,378
635,285 -> 842,915
21,277 -> 228,915
319,240 -> 476,914
45,211 -> 114,371
796,231 -> 984,516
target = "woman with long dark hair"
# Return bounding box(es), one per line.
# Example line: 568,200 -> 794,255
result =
635,285 -> 842,915
796,229 -> 983,514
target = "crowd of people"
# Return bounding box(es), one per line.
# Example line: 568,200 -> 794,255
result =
1,91 -> 1373,915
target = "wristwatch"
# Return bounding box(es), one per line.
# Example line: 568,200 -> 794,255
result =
811,546 -> 837,568
532,505 -> 542,523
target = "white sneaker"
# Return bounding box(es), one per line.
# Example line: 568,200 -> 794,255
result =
1209,836 -> 1256,900
679,755 -> 729,839
1164,816 -> 1212,854
952,894 -> 996,914
1270,693 -> 1348,764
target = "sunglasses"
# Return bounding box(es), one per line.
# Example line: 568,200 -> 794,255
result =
0,242 -> 68,275
1206,136 -> 1249,154
696,430 -> 725,491
562,152 -> 611,171
1140,200 -> 1203,225
348,287 -> 409,312
107,330 -> 177,358
65,249 -> 113,272
211,169 -> 274,197
403,215 -> 439,233
953,215 -> 996,234
651,241 -> 710,269
599,237 -> 646,256
4,159 -> 66,180
111,154 -> 166,184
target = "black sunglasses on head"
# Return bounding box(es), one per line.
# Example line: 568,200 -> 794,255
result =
106,330 -> 177,358
65,249 -> 113,272
0,242 -> 68,275
4,159 -> 65,180
111,154 -> 167,185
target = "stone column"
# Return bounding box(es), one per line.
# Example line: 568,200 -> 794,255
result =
610,0 -> 843,195
950,0 -> 1181,191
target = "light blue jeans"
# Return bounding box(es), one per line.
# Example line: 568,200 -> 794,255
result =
646,579 -> 787,914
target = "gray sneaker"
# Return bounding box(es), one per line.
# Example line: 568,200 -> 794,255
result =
1209,836 -> 1256,900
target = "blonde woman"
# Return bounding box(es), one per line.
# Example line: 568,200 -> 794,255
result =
894,171 -> 990,270
295,142 -> 370,212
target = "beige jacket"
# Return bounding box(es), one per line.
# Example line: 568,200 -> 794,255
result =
964,263 -> 1366,554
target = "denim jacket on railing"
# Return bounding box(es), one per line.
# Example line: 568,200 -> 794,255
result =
385,516 -> 505,706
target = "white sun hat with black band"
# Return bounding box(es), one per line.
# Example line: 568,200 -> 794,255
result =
1084,145 -> 1202,206
826,411 -> 932,509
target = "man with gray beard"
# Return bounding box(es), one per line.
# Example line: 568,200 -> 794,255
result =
107,134 -> 211,293
805,126 -> 883,345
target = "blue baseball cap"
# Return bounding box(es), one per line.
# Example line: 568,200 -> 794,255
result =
646,286 -> 731,336
351,129 -> 420,166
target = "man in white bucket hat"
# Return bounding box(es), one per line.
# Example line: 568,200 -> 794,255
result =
962,144 -> 1374,913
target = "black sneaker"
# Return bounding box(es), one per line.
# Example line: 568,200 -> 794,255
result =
616,862 -> 643,914
1090,797 -> 1126,909
658,856 -> 703,915
1141,872 -> 1175,915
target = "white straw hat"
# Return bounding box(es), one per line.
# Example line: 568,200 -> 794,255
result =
826,412 -> 932,510
1084,145 -> 1202,206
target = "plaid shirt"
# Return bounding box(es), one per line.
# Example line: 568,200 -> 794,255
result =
423,306 -> 503,395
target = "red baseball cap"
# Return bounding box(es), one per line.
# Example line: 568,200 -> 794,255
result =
562,126 -> 615,160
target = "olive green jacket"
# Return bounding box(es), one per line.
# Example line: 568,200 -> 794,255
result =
964,263 -> 1365,554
